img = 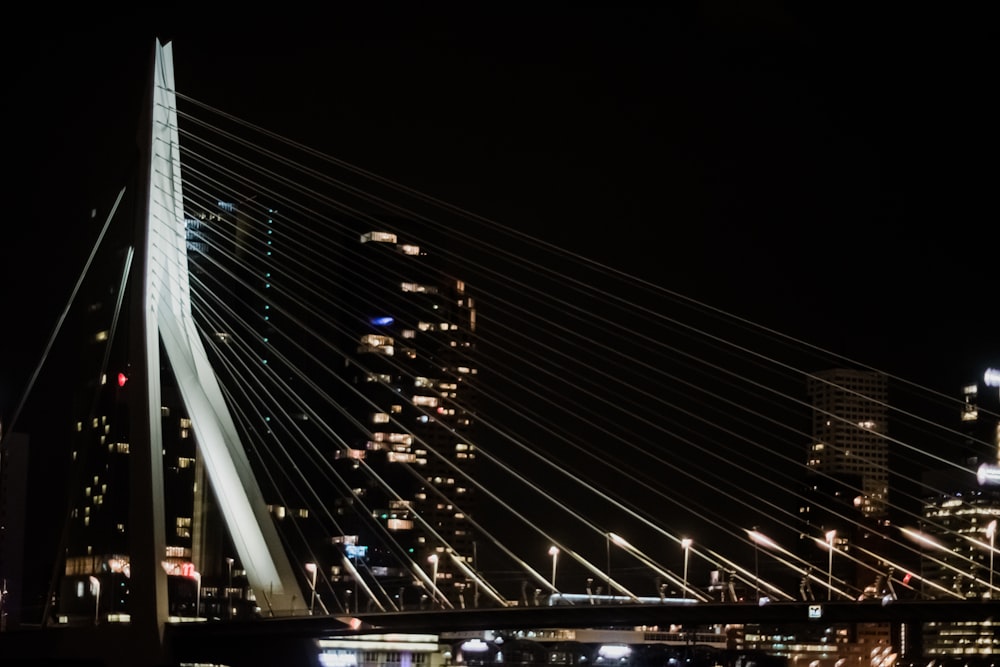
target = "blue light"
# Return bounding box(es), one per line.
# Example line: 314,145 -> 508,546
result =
371,316 -> 394,326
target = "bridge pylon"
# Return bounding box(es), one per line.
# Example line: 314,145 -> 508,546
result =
129,38 -> 307,644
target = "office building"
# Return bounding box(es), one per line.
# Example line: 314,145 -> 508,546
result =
918,366 -> 1000,659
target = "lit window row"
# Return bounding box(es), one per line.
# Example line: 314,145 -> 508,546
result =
360,231 -> 397,243
401,283 -> 438,294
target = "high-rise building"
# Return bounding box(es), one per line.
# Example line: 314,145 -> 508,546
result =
0,427 -> 29,629
190,198 -> 481,611
800,368 -> 894,666
56,241 -> 206,624
918,366 -> 1000,659
806,368 -> 890,519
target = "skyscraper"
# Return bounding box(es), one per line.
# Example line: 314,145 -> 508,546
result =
806,368 -> 890,519
918,366 -> 1000,658
801,368 -> 893,664
189,198 -> 482,611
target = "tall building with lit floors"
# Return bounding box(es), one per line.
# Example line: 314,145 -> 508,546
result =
799,368 -> 894,667
192,198 -> 482,613
917,366 -> 1000,661
56,239 -> 209,624
329,226 -> 480,611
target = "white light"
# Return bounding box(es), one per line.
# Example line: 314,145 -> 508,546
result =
987,519 -> 997,540
548,546 -> 560,556
461,639 -> 491,653
984,368 -> 1000,387
747,529 -> 778,550
598,644 -> 632,659
977,463 -> 1000,486
609,532 -> 629,547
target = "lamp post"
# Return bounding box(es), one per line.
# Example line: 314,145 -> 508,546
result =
825,530 -> 837,601
606,533 -> 612,604
225,557 -> 234,620
193,570 -> 201,619
428,554 -> 439,608
548,546 -> 559,593
305,562 -> 318,615
987,519 -> 997,598
681,538 -> 692,599
88,576 -> 101,625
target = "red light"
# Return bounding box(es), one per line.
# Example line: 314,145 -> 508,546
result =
118,372 -> 128,387
902,572 -> 912,585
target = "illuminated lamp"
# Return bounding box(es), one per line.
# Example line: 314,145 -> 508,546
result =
977,463 -> 1000,487
985,368 -> 1000,387
598,645 -> 631,660
461,639 -> 490,653
118,372 -> 128,387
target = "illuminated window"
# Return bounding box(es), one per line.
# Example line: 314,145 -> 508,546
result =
358,334 -> 394,356
397,244 -> 420,255
372,412 -> 390,424
360,231 -> 397,243
413,395 -> 439,407
400,282 -> 438,294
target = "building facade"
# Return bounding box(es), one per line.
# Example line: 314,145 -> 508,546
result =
918,366 -> 1000,659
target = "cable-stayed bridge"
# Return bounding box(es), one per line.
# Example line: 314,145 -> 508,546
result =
0,38 -> 998,667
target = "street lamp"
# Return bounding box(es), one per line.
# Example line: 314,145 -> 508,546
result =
987,519 -> 997,598
428,554 -> 439,608
681,538 -> 692,599
606,533 -> 612,604
825,530 -> 837,601
192,570 -> 201,619
225,557 -> 234,620
548,546 -> 559,593
608,532 -> 631,603
747,528 -> 780,602
88,576 -> 101,625
305,562 -> 318,615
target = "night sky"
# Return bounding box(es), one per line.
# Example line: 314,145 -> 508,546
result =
1,7 -> 998,601
4,8 -> 997,413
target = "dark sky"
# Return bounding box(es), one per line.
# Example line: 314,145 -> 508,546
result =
3,7 -> 998,424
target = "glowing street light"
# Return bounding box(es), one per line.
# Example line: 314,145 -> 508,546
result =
305,562 -> 318,615
428,554 -> 439,608
605,533 -> 612,602
825,530 -> 837,601
225,557 -> 234,620
680,538 -> 692,599
88,576 -> 101,625
548,546 -> 560,592
747,527 -> 774,601
987,519 -> 997,597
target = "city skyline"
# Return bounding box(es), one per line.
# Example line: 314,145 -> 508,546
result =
2,7 -> 998,617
